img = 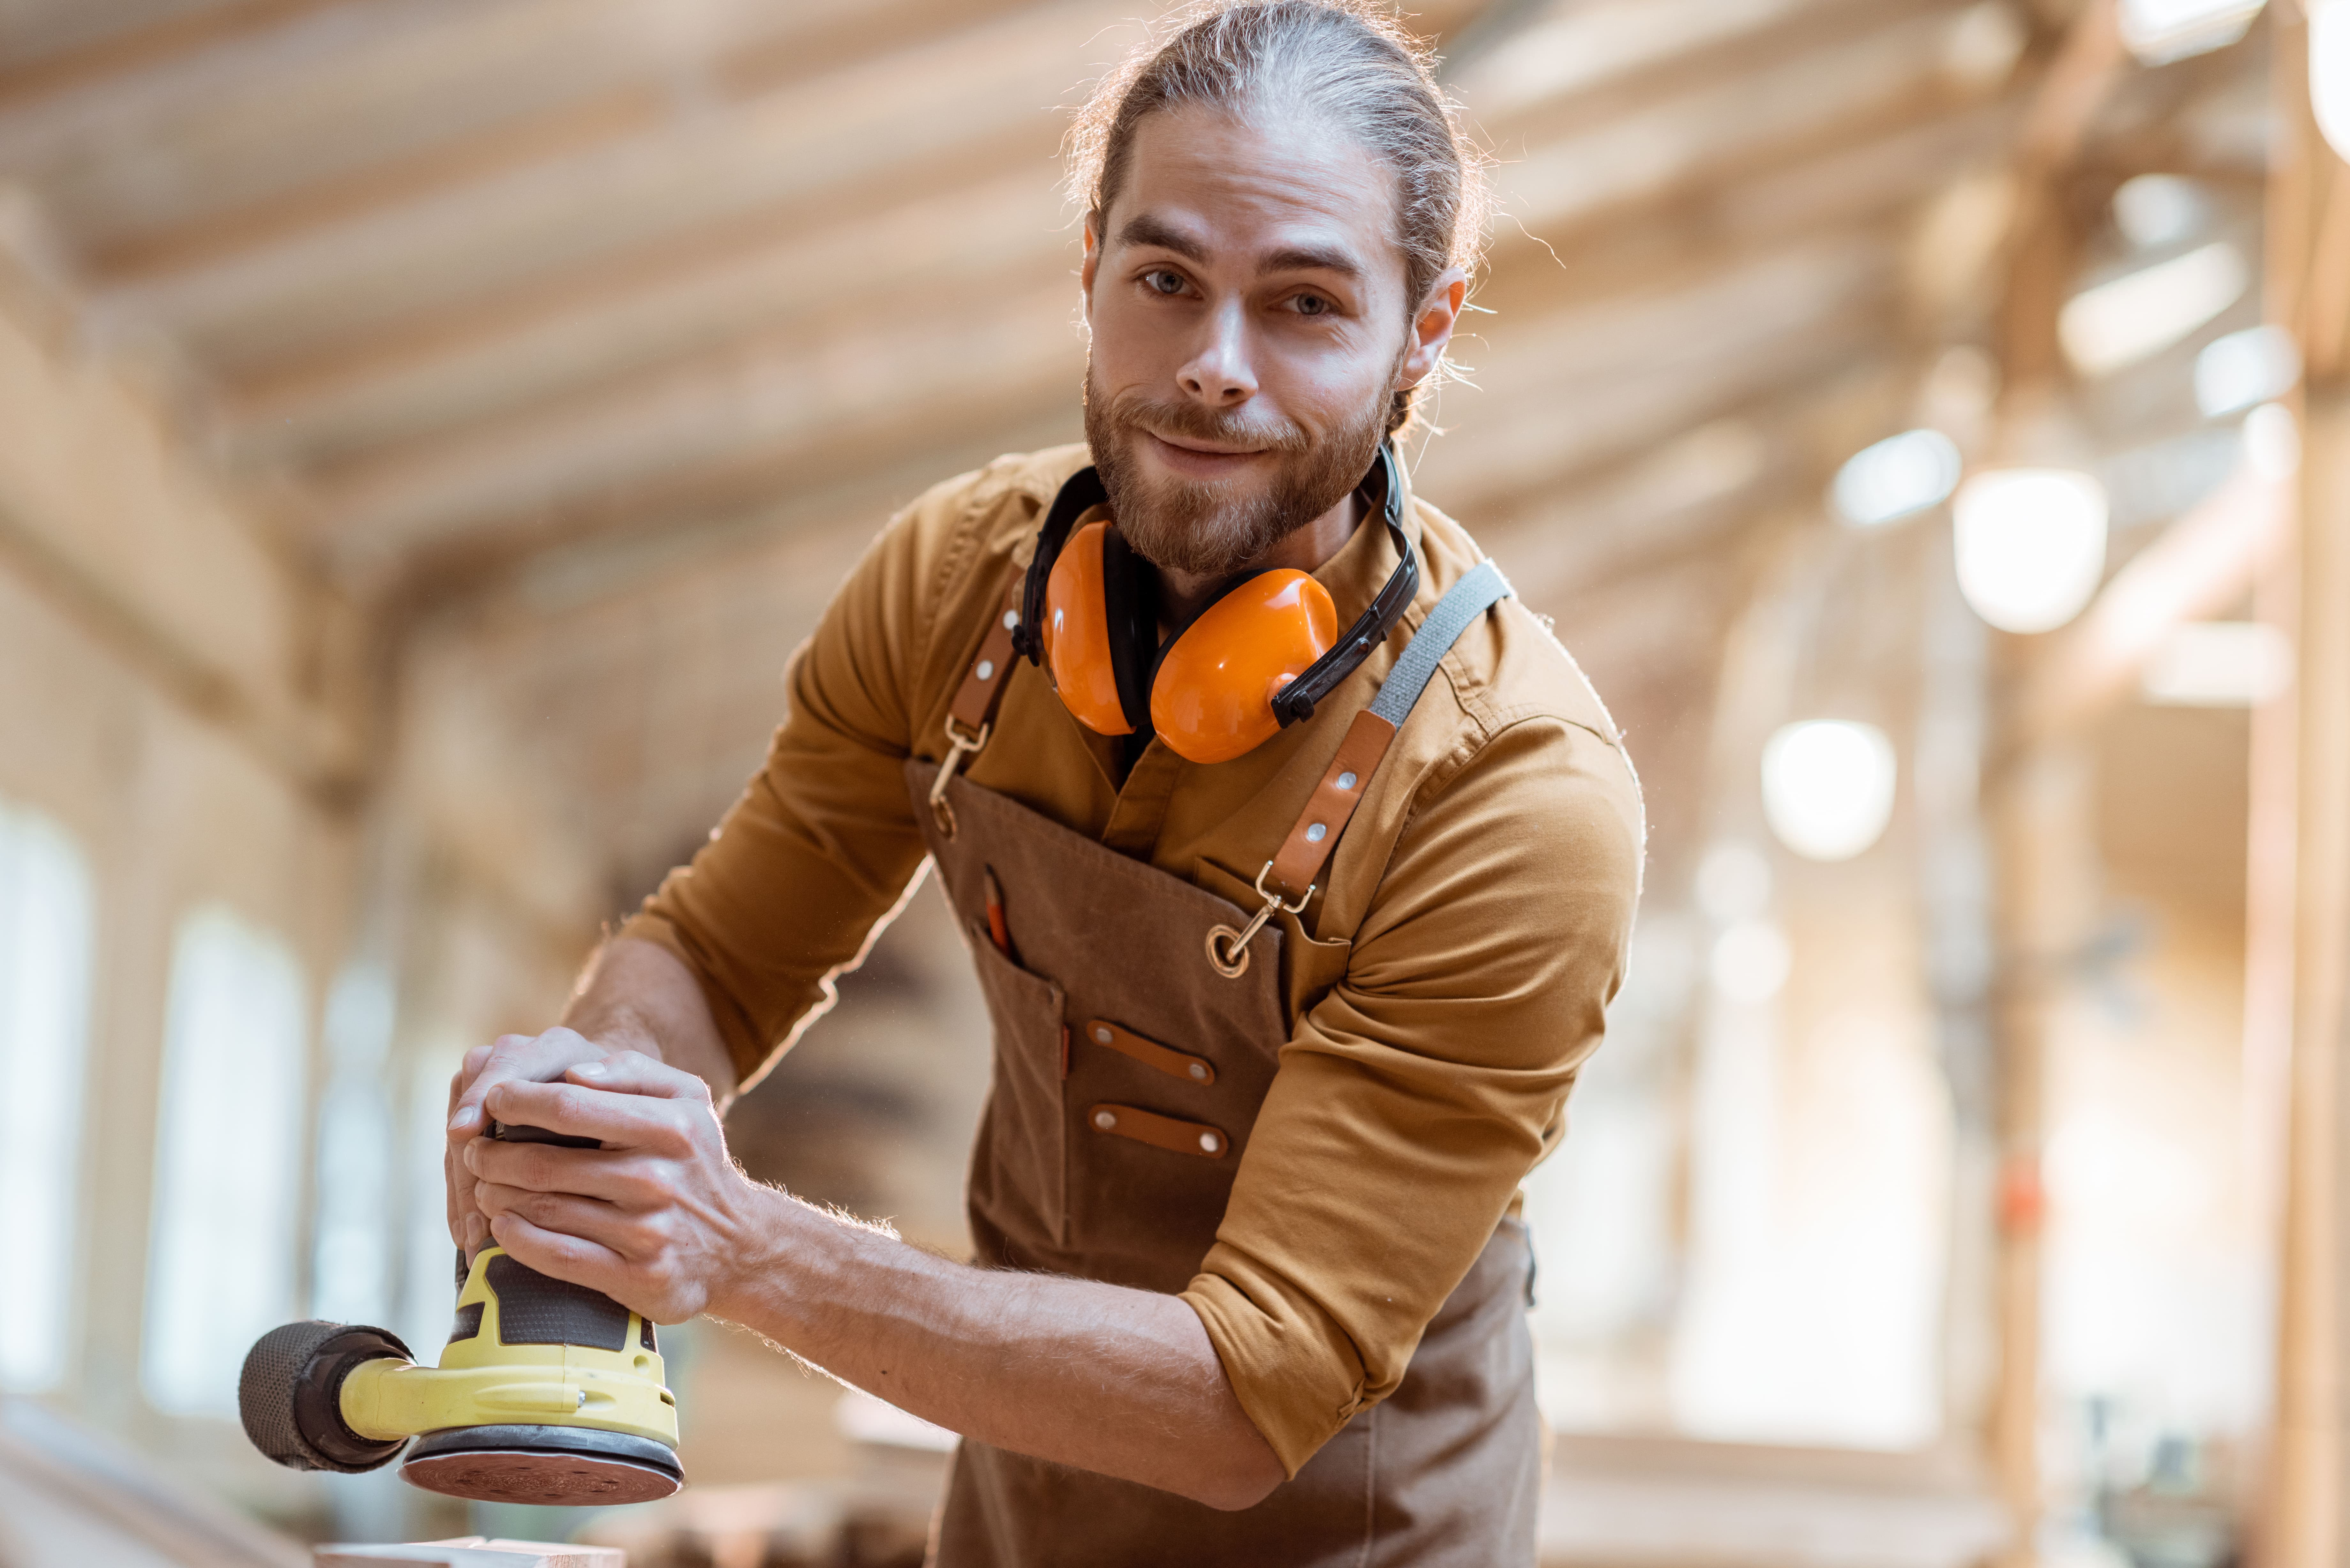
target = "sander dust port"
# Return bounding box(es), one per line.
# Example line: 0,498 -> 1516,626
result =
237,1123 -> 684,1507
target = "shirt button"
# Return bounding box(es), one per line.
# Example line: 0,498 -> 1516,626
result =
1189,1062 -> 1207,1080
1094,1111 -> 1116,1131
1199,1132 -> 1220,1153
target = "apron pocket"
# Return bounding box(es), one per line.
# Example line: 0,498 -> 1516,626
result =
966,923 -> 1070,1250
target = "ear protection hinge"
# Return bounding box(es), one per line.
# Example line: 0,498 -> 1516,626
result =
1205,861 -> 1313,979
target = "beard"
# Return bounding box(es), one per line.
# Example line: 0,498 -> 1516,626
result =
1081,360 -> 1390,579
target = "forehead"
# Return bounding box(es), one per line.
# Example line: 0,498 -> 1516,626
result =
1107,106 -> 1404,286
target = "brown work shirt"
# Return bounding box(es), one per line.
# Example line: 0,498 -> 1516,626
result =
622,444 -> 1645,1474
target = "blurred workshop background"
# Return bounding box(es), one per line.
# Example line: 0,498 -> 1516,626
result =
1,0 -> 2347,1565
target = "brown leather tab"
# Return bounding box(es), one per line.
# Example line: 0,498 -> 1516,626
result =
949,591 -> 1024,732
1266,710 -> 1398,900
1080,1019 -> 1215,1085
1085,1103 -> 1229,1159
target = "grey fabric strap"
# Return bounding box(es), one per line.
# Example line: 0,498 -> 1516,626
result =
1367,558 -> 1512,727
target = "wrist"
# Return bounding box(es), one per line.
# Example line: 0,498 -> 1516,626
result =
705,1184 -> 838,1331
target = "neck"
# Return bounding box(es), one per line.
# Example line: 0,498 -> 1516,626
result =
1155,488 -> 1365,634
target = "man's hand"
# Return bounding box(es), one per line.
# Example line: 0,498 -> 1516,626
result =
446,1025 -> 632,1259
462,1053 -> 774,1323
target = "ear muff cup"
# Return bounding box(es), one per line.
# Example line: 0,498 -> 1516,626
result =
1150,572 -> 1338,764
1042,520 -> 1156,736
1043,518 -> 1339,765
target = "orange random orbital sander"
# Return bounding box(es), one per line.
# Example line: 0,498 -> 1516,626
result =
237,1123 -> 683,1506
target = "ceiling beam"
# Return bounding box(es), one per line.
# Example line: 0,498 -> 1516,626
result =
223,44 -> 2006,500
0,0 -> 341,114
87,0 -> 1149,376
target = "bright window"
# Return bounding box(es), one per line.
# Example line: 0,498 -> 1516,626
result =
0,803 -> 96,1392
143,905 -> 310,1417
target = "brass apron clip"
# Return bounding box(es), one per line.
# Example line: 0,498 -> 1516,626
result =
1206,861 -> 1312,980
929,716 -> 990,839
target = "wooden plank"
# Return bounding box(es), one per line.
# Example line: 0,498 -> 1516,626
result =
0,0 -> 337,113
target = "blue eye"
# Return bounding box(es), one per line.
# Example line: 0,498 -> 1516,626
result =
1145,269 -> 1186,295
1294,294 -> 1330,316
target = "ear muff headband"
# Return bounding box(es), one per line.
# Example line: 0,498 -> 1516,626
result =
1013,443 -> 1420,748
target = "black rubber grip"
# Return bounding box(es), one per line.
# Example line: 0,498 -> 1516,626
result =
448,1302 -> 485,1344
491,1120 -> 601,1150
239,1321 -> 413,1474
486,1254 -> 631,1351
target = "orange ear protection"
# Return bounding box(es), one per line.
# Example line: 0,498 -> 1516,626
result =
1012,443 -> 1419,765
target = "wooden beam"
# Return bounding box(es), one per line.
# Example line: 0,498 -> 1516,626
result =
299,222 -> 1889,582
1491,0 -> 2002,243
0,0 -> 339,114
2258,6 -> 2350,1564
221,59 -> 2003,491
92,1 -> 1149,377
53,0 -> 1043,284
222,170 -> 1073,469
1972,7 -> 2126,1562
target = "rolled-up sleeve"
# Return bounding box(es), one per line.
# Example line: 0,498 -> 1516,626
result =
618,474 -> 978,1090
1181,716 -> 1644,1475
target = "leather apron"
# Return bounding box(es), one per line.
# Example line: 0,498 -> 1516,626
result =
904,561 -> 1539,1566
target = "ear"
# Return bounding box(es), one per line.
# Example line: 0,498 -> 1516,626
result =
1395,266 -> 1468,391
1080,213 -> 1103,316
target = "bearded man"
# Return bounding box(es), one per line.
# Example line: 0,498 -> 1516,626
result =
443,3 -> 1643,1561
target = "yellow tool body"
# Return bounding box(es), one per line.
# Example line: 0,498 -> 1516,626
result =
338,1246 -> 678,1450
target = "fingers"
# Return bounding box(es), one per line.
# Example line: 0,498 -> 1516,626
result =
447,1027 -> 604,1137
465,1140 -> 668,1207
485,1074 -> 700,1153
567,1051 -> 710,1103
446,1044 -> 495,1248
484,1211 -> 633,1302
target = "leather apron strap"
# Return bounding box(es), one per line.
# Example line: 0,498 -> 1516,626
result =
1206,558 -> 1513,977
927,588 -> 1026,839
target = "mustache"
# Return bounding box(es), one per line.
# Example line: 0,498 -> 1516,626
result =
1105,388 -> 1312,457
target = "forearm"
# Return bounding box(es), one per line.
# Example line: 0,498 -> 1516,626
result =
562,937 -> 739,1106
718,1189 -> 1285,1510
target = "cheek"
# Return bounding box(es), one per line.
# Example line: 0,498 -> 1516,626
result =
1259,334 -> 1394,433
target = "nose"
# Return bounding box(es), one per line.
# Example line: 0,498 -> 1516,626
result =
1176,298 -> 1257,408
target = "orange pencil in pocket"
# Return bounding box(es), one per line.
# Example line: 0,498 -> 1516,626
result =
983,866 -> 1018,964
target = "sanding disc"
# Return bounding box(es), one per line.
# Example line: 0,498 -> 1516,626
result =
400,1424 -> 683,1506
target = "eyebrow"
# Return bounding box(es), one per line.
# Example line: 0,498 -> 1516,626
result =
1116,215 -> 1365,282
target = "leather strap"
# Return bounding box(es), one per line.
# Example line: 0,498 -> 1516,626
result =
1079,1019 -> 1215,1085
930,586 -> 1026,838
1266,709 -> 1397,901
1262,559 -> 1514,902
1086,1103 -> 1228,1158
951,591 -> 1025,734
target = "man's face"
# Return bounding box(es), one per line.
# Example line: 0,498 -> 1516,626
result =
1080,107 -> 1449,578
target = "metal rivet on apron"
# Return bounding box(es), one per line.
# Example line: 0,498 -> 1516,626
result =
1337,771 -> 1357,790
1199,1132 -> 1220,1153
1189,1062 -> 1207,1081
1094,1110 -> 1116,1131
1306,822 -> 1327,843
976,659 -> 995,681
1002,609 -> 1020,630
1093,1025 -> 1112,1044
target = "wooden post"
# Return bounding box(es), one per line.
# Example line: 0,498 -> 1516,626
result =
2257,4 -> 2350,1563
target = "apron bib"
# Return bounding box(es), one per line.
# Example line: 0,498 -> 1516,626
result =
903,560 -> 1538,1566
